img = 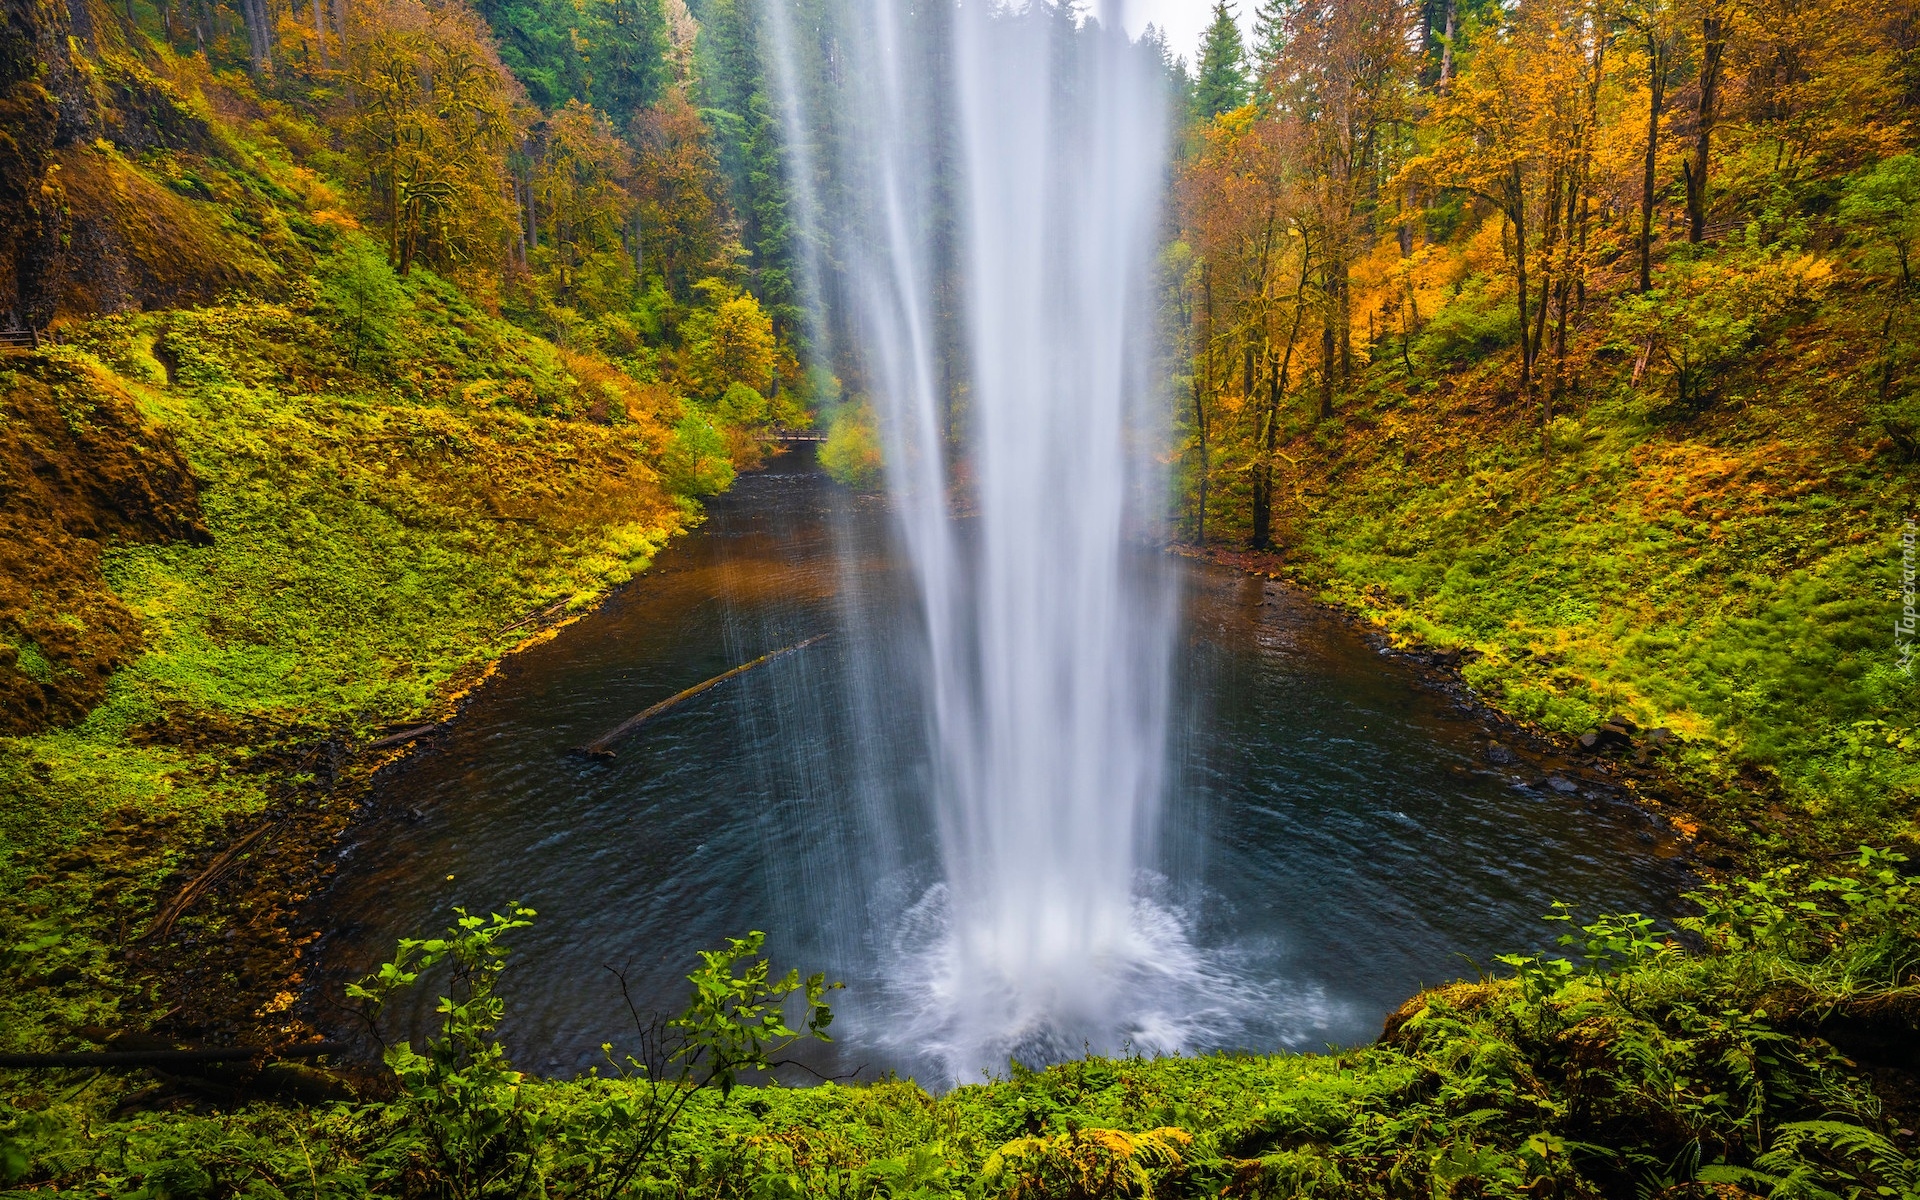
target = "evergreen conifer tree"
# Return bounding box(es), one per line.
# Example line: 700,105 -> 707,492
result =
1193,0 -> 1250,120
1249,0 -> 1289,83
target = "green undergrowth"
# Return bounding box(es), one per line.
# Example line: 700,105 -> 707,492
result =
1264,295 -> 1920,857
0,275 -> 715,1053
6,851 -> 1918,1199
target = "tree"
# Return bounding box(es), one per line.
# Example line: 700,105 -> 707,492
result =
1180,107 -> 1310,548
1411,0 -> 1605,412
632,87 -> 742,300
1194,0 -> 1251,120
531,100 -> 636,313
1250,0 -> 1289,85
681,282 -> 775,398
1680,0 -> 1733,243
317,234 -> 410,369
1268,0 -> 1418,410
466,0 -> 668,114
343,0 -> 524,275
694,0 -> 800,331
1618,0 -> 1683,290
1611,251 -> 1830,407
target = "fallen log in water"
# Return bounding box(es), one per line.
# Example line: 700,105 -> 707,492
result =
0,1043 -> 345,1069
577,634 -> 829,759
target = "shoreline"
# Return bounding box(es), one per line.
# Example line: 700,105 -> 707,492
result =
1173,541 -> 1736,873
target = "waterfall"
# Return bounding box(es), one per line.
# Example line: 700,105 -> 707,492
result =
764,0 -> 1189,1080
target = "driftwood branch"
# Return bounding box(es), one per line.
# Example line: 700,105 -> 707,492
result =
0,1043 -> 345,1069
142,821 -> 283,941
500,596 -> 571,634
362,723 -> 440,751
578,635 -> 829,759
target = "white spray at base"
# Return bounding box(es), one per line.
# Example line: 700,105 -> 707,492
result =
763,0 -> 1253,1081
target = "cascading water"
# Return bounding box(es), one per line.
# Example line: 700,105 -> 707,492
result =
763,0 -> 1214,1078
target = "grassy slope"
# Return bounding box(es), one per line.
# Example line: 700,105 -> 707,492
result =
1237,268 -> 1920,861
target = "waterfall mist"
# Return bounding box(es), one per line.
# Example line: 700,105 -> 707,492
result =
765,0 -> 1210,1080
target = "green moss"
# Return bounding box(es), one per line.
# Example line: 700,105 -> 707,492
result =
1263,305 -> 1920,854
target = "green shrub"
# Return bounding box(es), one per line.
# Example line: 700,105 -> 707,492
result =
820,400 -> 884,489
1610,250 -> 1831,408
1413,274 -> 1519,366
716,381 -> 769,427
664,411 -> 736,495
315,234 -> 410,371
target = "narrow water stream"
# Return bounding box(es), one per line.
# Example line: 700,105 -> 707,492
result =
316,451 -> 1685,1085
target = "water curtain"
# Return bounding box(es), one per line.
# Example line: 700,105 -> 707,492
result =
765,0 -> 1180,1077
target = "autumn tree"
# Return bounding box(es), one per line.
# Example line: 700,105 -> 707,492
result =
632,87 -> 742,300
1616,0 -> 1683,290
1267,0 -> 1418,415
343,0 -> 523,276
1411,0 -> 1607,413
1180,109 -> 1312,548
681,282 -> 776,400
1679,0 -> 1733,243
531,100 -> 636,313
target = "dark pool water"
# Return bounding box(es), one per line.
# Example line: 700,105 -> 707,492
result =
314,448 -> 1686,1084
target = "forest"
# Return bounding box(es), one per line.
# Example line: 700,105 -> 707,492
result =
1,0 -> 1918,1191
1170,0 -> 1919,854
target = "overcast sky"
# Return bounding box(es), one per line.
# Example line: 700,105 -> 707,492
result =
1100,0 -> 1253,71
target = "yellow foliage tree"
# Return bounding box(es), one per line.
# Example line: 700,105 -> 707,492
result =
681,282 -> 775,399
1407,0 -> 1607,418
342,0 -> 524,277
532,99 -> 637,313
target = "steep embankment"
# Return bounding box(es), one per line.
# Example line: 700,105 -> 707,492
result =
1228,269 -> 1919,863
0,0 -> 726,1056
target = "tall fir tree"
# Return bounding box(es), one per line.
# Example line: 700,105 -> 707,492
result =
687,0 -> 800,331
1249,0 -> 1289,83
1193,0 -> 1250,121
471,0 -> 669,115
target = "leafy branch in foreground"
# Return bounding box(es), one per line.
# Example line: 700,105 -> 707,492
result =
347,905 -> 543,1200
348,913 -> 838,1200
581,931 -> 840,1199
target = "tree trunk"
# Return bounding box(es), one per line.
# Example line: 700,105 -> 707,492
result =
1336,262 -> 1352,386
1318,306 -> 1335,421
1253,250 -> 1310,550
1685,13 -> 1727,243
1439,0 -> 1455,92
1639,31 -> 1666,290
311,0 -> 328,64
1196,265 -> 1212,546
241,0 -> 272,75
1510,171 -> 1532,396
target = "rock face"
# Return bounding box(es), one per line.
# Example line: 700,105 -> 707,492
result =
0,353 -> 206,733
1,0 -> 267,326
0,0 -> 78,328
